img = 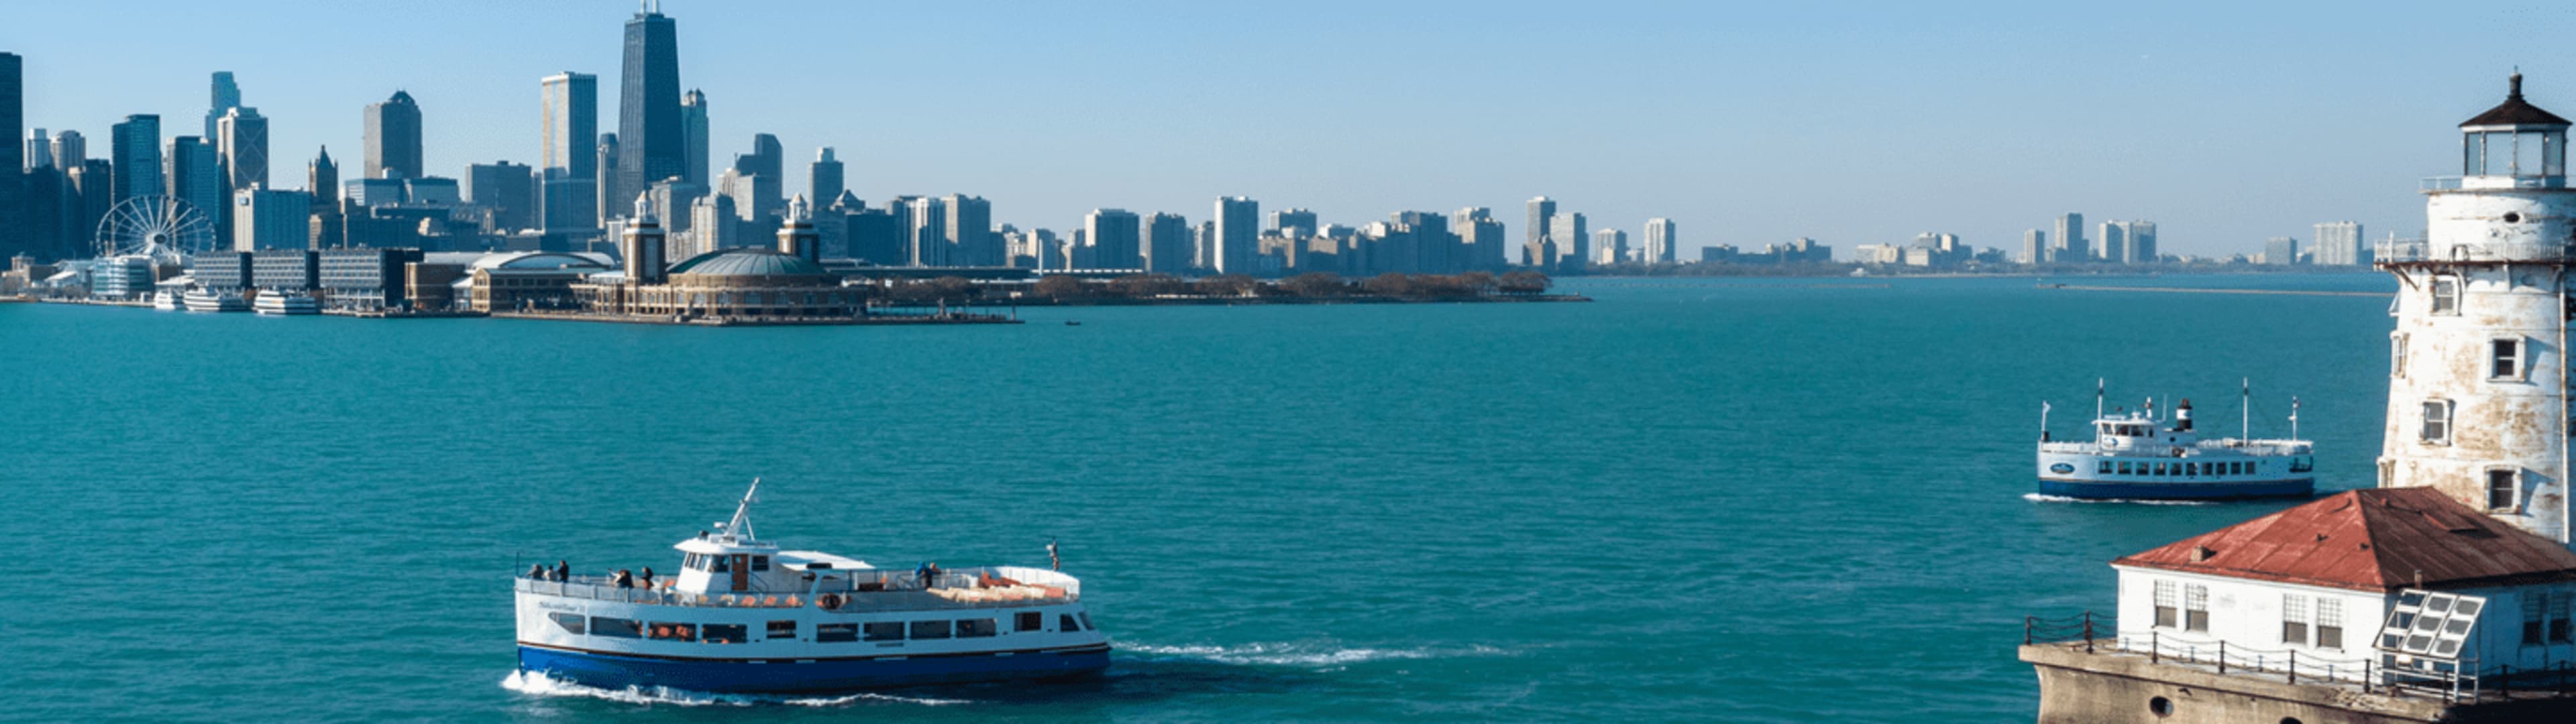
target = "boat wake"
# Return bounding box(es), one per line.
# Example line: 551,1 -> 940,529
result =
500,670 -> 970,707
1122,642 -> 1509,668
2022,493 -> 2214,506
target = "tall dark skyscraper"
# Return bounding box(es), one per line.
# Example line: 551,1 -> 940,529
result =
205,72 -> 240,139
810,147 -> 843,208
110,114 -> 162,204
681,89 -> 707,186
615,5 -> 682,219
541,72 -> 598,233
2,52 -> 22,257
364,90 -> 423,180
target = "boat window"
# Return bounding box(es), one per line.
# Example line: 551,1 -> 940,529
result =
703,624 -> 748,644
1016,611 -> 1044,632
549,613 -> 587,635
2493,338 -> 2522,379
957,619 -> 998,638
710,556 -> 730,573
767,620 -> 797,639
683,553 -> 698,570
864,622 -> 906,642
910,620 -> 953,640
2116,461 -> 2133,475
753,556 -> 771,572
2098,461 -> 2112,474
592,617 -> 643,639
818,623 -> 858,642
2490,469 -> 2520,510
1062,613 -> 1083,631
649,622 -> 697,642
2430,275 -> 2459,315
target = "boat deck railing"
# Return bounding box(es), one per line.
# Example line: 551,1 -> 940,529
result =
2037,438 -> 2310,457
515,565 -> 1078,611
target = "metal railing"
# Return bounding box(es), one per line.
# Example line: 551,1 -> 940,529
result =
2025,611 -> 2576,704
514,566 -> 1079,612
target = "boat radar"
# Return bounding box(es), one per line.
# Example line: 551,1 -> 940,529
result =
512,479 -> 1110,693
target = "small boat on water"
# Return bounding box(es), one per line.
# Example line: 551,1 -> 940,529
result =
151,290 -> 182,311
253,292 -> 319,316
2035,381 -> 2315,500
513,481 -> 1110,693
181,288 -> 249,312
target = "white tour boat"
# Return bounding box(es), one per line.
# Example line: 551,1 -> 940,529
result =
151,290 -> 182,311
253,292 -> 320,316
181,288 -> 249,312
513,481 -> 1110,693
2035,381 -> 2315,500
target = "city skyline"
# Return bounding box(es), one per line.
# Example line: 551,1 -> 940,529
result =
5,2 -> 2573,257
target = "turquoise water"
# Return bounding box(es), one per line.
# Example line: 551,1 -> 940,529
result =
0,274 -> 2399,722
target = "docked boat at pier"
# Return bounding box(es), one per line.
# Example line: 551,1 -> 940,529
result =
513,481 -> 1110,693
151,290 -> 182,311
181,288 -> 248,312
2035,382 -> 2315,500
252,292 -> 319,316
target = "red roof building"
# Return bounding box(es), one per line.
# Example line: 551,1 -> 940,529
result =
2116,487 -> 2576,593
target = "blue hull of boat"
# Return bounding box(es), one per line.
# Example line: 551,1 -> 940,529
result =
2037,478 -> 2314,501
517,644 -> 1111,694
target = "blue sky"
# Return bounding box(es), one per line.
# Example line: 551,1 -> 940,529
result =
9,1 -> 2575,257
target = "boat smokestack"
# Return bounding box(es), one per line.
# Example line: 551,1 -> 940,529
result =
2176,398 -> 2194,432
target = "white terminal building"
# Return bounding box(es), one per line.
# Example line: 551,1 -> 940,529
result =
2025,74 -> 2576,723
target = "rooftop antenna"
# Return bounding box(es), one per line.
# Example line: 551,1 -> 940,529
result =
720,477 -> 761,542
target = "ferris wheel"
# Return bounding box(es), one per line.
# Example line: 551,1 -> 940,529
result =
95,195 -> 217,263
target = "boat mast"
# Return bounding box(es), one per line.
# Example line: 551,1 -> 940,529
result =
2290,397 -> 2301,440
2241,378 -> 2251,440
2095,378 -> 2104,420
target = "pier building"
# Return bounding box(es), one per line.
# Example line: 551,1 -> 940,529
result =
2023,74 -> 2576,723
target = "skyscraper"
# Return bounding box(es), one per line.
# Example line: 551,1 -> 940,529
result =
2125,221 -> 2157,263
595,133 -> 619,222
166,137 -> 223,239
2021,229 -> 2044,264
468,162 -> 537,231
1216,196 -> 1257,274
1144,212 -> 1191,274
907,196 -> 947,265
1,53 -> 19,257
215,107 -> 268,192
1592,229 -> 1627,265
110,115 -> 162,204
1269,208 -> 1318,236
540,72 -> 598,233
2096,221 -> 2125,265
1525,196 -> 1555,267
1454,207 -> 1506,270
1550,212 -> 1588,269
2265,236 -> 2300,265
50,129 -> 83,170
2312,221 -> 2365,266
309,147 -> 341,248
24,127 -> 46,170
1085,208 -> 1142,269
945,194 -> 994,265
616,5 -> 684,215
680,90 -> 708,186
1644,218 -> 1677,263
2053,212 -> 2086,262
363,91 -> 423,180
810,147 -> 843,206
204,72 -> 240,139
741,133 -> 782,223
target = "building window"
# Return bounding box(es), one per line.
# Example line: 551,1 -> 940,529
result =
2283,594 -> 2310,645
2392,333 -> 2409,378
2493,338 -> 2523,380
2430,275 -> 2460,314
2528,591 -> 2576,646
2422,400 -> 2453,444
2489,469 -> 2520,511
2184,584 -> 2210,631
2557,593 -> 2574,644
2316,597 -> 2344,650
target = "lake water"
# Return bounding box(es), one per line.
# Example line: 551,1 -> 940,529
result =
0,272 -> 2400,722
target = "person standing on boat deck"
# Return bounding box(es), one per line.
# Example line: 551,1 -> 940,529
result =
640,566 -> 654,589
527,563 -> 545,579
553,560 -> 569,582
916,562 -> 938,589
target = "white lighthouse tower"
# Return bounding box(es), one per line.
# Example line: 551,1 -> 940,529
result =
2379,73 -> 2574,548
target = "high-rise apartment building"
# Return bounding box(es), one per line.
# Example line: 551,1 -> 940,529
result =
111,115 -> 162,204
2265,236 -> 2300,265
1144,212 -> 1191,274
363,91 -> 423,180
1550,211 -> 1588,269
616,5 -> 683,215
811,147 -> 843,206
1269,208 -> 1318,237
2097,221 -> 2125,265
2053,212 -> 2086,262
1593,229 -> 1627,265
1525,196 -> 1556,267
680,89 -> 707,187
2021,229 -> 2045,264
2125,221 -> 2157,263
1644,218 -> 1677,263
1216,196 -> 1257,274
945,194 -> 994,266
2312,221 -> 2365,266
166,137 -> 224,238
906,196 -> 947,266
1085,208 -> 1142,269
539,72 -> 598,234
215,107 -> 267,192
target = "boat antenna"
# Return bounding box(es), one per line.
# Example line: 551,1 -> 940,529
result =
722,478 -> 761,542
2241,378 -> 2251,441
2290,396 -> 2300,441
2095,378 -> 2105,420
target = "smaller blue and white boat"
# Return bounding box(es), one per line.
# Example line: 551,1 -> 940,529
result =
513,481 -> 1110,694
2035,381 -> 2315,500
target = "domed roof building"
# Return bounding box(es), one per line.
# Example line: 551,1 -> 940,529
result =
574,194 -> 866,322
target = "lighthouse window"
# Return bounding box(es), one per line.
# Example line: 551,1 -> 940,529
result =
2392,333 -> 2409,378
2318,598 -> 2345,650
2421,400 -> 2453,444
863,621 -> 906,642
2492,339 -> 2523,379
910,620 -> 953,640
2429,276 -> 2460,315
2489,469 -> 2520,510
590,617 -> 643,639
2184,584 -> 2210,632
817,623 -> 858,642
702,623 -> 748,644
2282,594 -> 2310,645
